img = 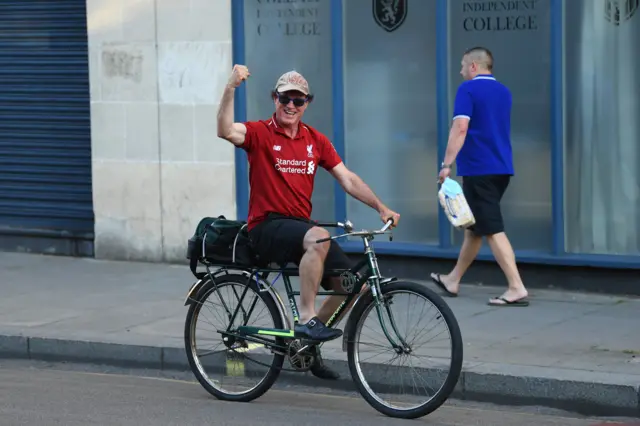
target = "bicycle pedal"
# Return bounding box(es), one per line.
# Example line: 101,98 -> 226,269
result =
298,338 -> 320,347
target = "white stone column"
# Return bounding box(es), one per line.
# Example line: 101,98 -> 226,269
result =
87,0 -> 236,262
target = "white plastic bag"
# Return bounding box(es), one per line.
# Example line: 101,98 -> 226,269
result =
438,178 -> 476,229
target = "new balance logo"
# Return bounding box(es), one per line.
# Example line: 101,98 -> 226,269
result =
273,145 -> 281,151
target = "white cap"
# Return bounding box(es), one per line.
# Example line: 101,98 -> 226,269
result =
274,70 -> 310,95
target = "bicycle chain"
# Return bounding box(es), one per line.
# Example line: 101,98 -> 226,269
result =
226,343 -> 316,373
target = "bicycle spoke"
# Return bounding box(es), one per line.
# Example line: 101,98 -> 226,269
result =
349,282 -> 463,419
186,277 -> 284,400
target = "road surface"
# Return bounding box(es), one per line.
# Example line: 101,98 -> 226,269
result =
0,360 -> 636,426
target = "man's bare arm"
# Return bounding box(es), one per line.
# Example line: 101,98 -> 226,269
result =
442,117 -> 469,165
330,162 -> 401,225
216,85 -> 247,146
330,163 -> 386,212
217,65 -> 250,146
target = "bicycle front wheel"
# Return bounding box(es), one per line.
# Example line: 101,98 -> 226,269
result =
346,280 -> 463,419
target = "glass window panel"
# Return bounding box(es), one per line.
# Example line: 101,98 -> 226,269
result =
343,0 -> 439,244
563,0 -> 640,255
448,0 -> 553,251
243,0 -> 335,222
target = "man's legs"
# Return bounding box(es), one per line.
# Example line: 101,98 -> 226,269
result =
431,175 -> 528,304
249,217 -> 342,341
304,277 -> 369,381
294,226 -> 345,341
298,226 -> 331,323
431,175 -> 486,295
316,277 -> 369,326
480,175 -> 528,304
315,239 -> 365,323
309,241 -> 365,380
430,229 -> 482,295
486,232 -> 528,304
249,217 -> 345,380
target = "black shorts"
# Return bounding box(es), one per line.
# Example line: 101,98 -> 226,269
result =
248,214 -> 354,291
462,174 -> 511,236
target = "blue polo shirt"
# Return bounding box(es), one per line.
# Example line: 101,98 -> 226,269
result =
452,74 -> 514,176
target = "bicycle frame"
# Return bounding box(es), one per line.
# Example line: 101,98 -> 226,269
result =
197,219 -> 408,352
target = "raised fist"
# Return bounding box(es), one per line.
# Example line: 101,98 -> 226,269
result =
228,64 -> 250,88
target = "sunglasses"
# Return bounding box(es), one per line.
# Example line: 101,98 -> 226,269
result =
276,93 -> 308,107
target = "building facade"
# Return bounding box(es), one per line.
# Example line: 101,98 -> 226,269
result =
86,0 -> 236,262
0,0 -> 638,276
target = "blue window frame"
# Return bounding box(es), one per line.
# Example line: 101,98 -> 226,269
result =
230,0 -> 640,269
550,0 -> 564,257
231,0 -> 248,222
330,0 -> 346,227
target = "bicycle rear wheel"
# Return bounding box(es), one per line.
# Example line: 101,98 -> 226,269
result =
346,280 -> 463,419
184,273 -> 285,402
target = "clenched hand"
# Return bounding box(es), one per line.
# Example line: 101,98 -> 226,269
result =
228,64 -> 250,88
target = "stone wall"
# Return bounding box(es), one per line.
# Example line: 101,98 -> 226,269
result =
87,0 -> 236,262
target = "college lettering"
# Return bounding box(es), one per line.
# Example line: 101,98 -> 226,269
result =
257,22 -> 321,36
462,0 -> 537,13
257,7 -> 318,19
463,15 -> 538,31
461,0 -> 539,31
255,0 -> 321,37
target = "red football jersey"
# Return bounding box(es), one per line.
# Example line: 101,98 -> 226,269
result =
241,115 -> 342,230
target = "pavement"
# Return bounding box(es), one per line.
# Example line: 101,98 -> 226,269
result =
0,251 -> 638,418
2,359 -> 636,426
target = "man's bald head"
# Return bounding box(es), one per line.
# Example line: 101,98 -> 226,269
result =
460,46 -> 494,80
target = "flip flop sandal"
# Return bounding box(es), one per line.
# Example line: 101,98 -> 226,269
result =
430,273 -> 458,298
488,296 -> 529,307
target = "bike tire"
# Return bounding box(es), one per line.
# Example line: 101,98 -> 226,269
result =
346,280 -> 463,419
184,273 -> 285,402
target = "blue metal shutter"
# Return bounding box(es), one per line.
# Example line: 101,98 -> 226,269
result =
0,1 -> 93,245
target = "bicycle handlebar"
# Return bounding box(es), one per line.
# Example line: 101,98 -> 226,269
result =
315,218 -> 395,244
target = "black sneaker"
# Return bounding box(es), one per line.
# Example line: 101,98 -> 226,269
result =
309,346 -> 340,380
294,317 -> 343,342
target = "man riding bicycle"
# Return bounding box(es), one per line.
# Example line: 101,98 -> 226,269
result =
216,65 -> 401,380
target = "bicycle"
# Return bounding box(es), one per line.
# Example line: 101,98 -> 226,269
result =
183,218 -> 463,419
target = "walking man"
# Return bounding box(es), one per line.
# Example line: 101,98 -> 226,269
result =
217,65 -> 401,378
431,47 -> 529,307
